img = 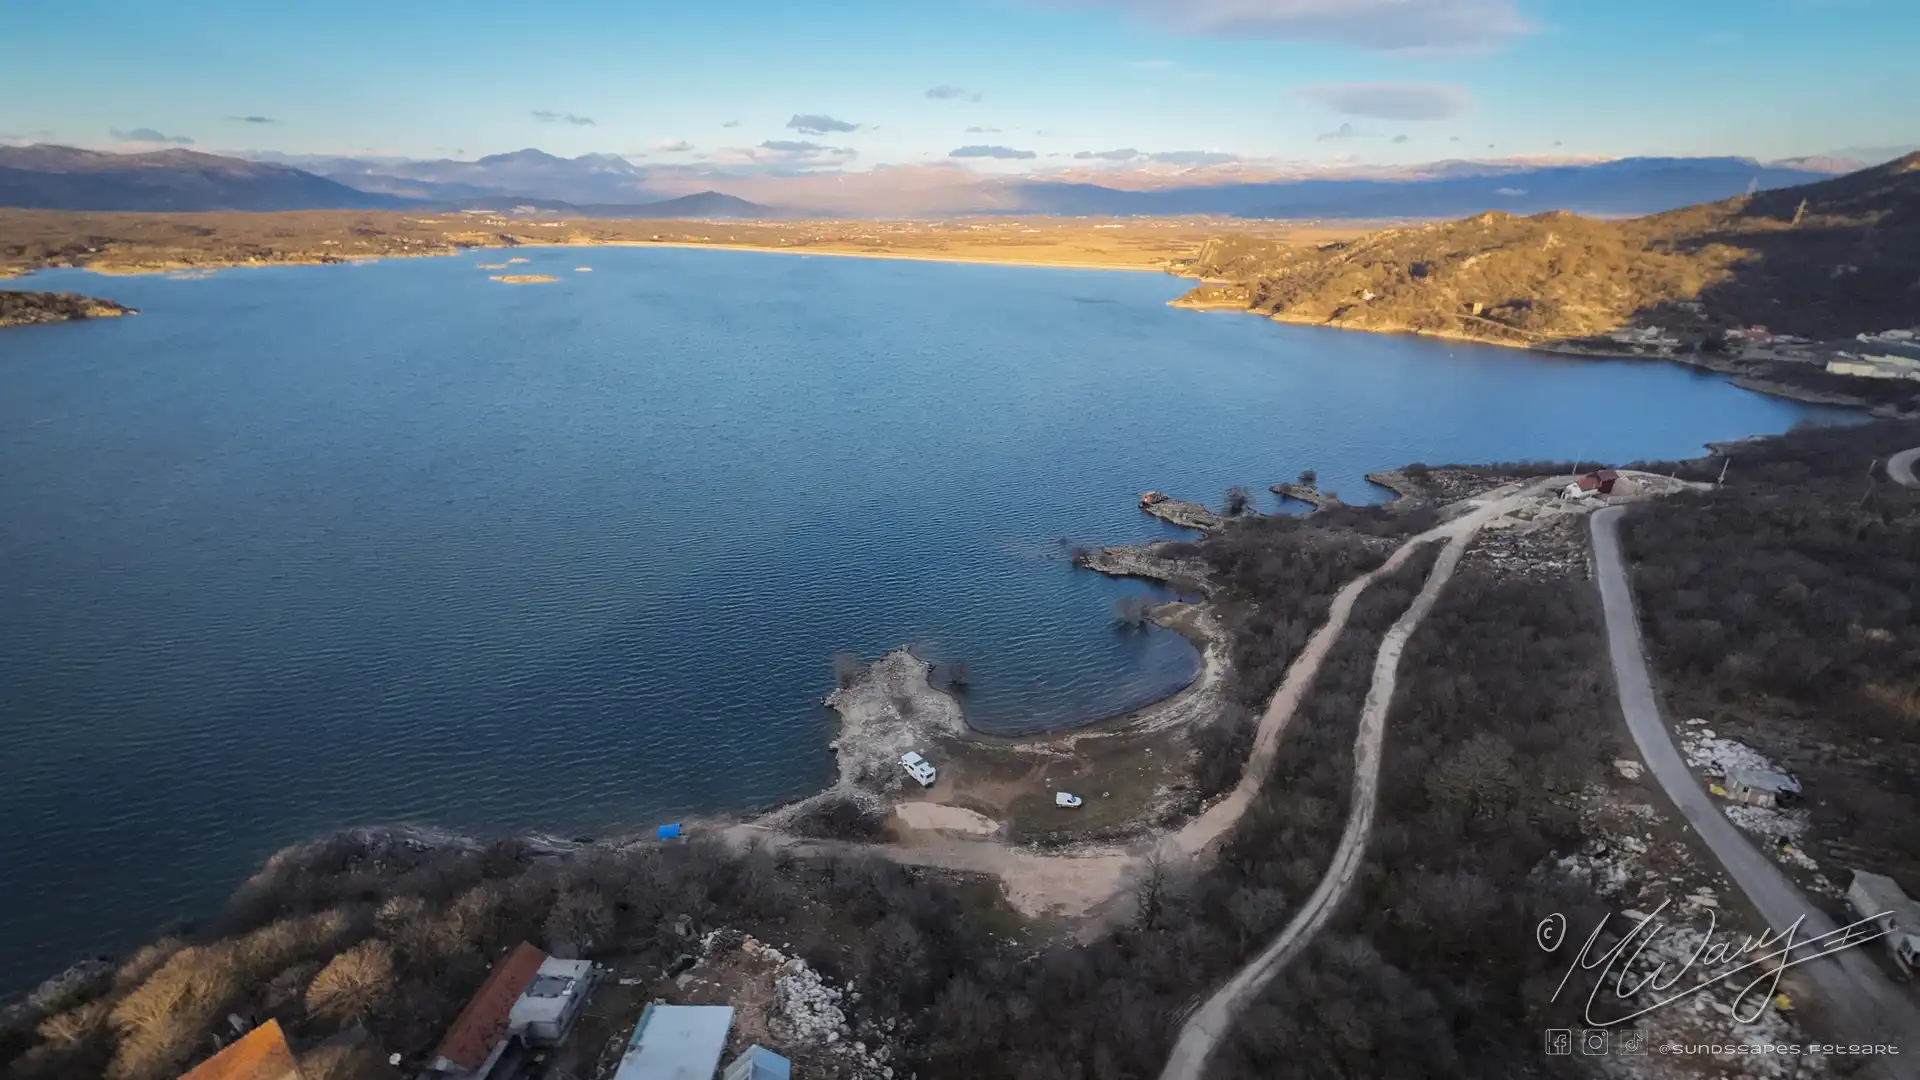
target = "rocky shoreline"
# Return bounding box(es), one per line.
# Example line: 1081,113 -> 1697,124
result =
1166,276 -> 1907,416
0,290 -> 136,328
1269,482 -> 1341,509
1140,496 -> 1225,531
1073,541 -> 1211,590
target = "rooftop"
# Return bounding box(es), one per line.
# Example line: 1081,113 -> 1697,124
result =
508,956 -> 595,1028
432,942 -> 548,1071
178,1019 -> 303,1080
612,1004 -> 735,1080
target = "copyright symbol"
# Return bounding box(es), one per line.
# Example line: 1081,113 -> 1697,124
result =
1537,912 -> 1568,952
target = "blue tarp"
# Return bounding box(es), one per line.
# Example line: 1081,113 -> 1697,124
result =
656,824 -> 681,840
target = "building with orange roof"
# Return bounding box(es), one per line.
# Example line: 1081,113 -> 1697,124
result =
178,1019 -> 304,1080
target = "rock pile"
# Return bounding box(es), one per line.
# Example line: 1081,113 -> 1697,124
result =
696,932 -> 897,1079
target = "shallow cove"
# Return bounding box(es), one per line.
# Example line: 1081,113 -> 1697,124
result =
0,244 -> 1848,989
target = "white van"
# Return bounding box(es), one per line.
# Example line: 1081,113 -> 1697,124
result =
900,751 -> 937,788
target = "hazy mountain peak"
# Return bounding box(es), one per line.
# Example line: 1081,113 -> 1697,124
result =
474,148 -> 565,166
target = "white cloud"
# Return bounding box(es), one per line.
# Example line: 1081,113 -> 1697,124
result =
1053,0 -> 1532,52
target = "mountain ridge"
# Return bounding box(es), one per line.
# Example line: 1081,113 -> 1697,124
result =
1172,152 -> 1920,353
0,144 -> 1843,219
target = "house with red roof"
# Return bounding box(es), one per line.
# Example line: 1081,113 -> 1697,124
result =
426,942 -> 599,1080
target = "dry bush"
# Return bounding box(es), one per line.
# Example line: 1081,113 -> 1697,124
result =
263,962 -> 321,1012
298,1040 -> 388,1080
35,1000 -> 111,1048
305,941 -> 396,1026
111,938 -> 185,991
445,884 -> 506,948
545,890 -> 613,956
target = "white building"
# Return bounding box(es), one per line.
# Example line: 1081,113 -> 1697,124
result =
613,1005 -> 736,1080
1847,871 -> 1920,975
508,956 -> 599,1044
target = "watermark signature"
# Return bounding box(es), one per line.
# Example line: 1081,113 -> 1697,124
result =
1535,900 -> 1893,1026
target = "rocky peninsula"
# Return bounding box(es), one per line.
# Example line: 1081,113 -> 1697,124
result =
0,290 -> 135,328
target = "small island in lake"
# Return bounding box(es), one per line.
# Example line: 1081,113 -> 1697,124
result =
0,290 -> 136,328
490,273 -> 558,284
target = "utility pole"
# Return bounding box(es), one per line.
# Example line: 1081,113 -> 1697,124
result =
1718,457 -> 1731,486
1860,458 -> 1879,508
1792,198 -> 1809,226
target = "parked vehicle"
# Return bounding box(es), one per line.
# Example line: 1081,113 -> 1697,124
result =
900,751 -> 937,788
1055,791 -> 1083,808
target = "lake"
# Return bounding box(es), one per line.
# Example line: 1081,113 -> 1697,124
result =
0,246 -> 1846,990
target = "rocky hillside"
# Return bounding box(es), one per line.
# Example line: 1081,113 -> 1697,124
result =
0,291 -> 135,328
1173,152 -> 1920,345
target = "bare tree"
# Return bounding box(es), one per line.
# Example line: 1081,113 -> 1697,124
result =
304,941 -> 395,1025
1224,485 -> 1253,515
831,651 -> 865,689
945,660 -> 971,692
37,1000 -> 111,1048
1133,846 -> 1172,929
545,890 -> 613,956
1426,734 -> 1520,818
1298,468 -> 1318,487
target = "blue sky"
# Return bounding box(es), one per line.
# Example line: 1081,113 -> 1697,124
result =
4,0 -> 1916,170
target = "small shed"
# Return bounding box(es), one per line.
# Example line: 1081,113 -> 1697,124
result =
1578,468 -> 1620,495
1723,767 -> 1801,809
1847,870 -> 1920,975
723,1046 -> 792,1080
612,1004 -> 735,1080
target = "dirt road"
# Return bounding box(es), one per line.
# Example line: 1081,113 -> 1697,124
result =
1591,505 -> 1920,1073
1156,483 -> 1553,1080
728,486 -> 1545,927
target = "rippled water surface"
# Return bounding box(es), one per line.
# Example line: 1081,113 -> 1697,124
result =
0,247 -> 1846,988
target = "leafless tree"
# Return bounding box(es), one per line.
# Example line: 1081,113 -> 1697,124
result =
304,941 -> 395,1025
1225,485 -> 1253,515
831,651 -> 864,689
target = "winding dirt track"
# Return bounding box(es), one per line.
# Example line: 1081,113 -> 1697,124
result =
1156,482 -> 1547,1080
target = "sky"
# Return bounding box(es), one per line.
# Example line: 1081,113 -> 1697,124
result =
4,0 -> 1917,173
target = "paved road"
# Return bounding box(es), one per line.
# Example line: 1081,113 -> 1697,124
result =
1591,505 -> 1920,1071
1157,483 -> 1551,1080
1888,446 -> 1920,490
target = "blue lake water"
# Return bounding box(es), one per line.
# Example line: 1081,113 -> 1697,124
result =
0,246 -> 1847,990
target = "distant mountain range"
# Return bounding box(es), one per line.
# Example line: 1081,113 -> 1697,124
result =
0,144 -> 1848,220
1013,157 -> 1836,219
0,146 -> 775,219
0,146 -> 400,212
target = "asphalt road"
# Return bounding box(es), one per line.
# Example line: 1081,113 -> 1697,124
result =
1591,504 -> 1920,1071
